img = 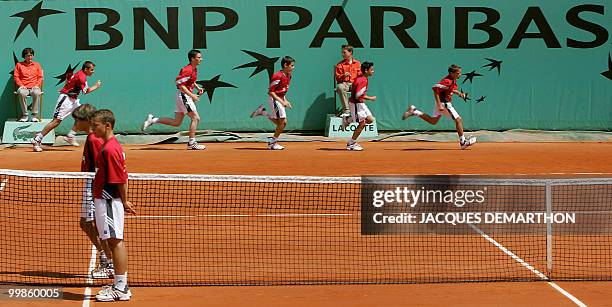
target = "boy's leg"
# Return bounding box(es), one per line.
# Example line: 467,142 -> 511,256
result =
443,103 -> 476,149
266,98 -> 287,149
153,112 -> 185,127
107,238 -> 127,281
402,104 -> 442,125
80,218 -> 103,252
348,102 -> 374,151
31,118 -> 62,152
187,111 -> 200,139
63,122 -> 80,146
350,119 -> 368,140
273,118 -> 286,139
250,104 -> 269,118
82,218 -> 114,278
347,116 -> 373,151
38,118 -> 62,137
186,111 -> 205,150
144,91 -> 192,130
420,113 -> 442,125
95,198 -> 131,301
267,118 -> 286,150
454,117 -> 464,138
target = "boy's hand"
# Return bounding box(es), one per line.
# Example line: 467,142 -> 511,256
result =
457,92 -> 465,99
94,80 -> 102,87
197,88 -> 205,95
124,201 -> 136,215
285,101 -> 293,109
192,94 -> 200,102
438,105 -> 445,111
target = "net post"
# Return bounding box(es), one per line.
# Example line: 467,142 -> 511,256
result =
545,182 -> 553,278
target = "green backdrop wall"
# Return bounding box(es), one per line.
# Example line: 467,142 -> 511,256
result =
1,0 -> 610,134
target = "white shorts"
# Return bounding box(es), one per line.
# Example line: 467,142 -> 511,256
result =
267,97 -> 286,119
53,94 -> 80,120
94,198 -> 125,240
80,179 -> 95,222
175,91 -> 197,114
349,103 -> 373,123
433,102 -> 460,120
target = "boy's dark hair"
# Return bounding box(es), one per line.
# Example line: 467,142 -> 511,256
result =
188,49 -> 201,61
21,48 -> 34,58
92,109 -> 116,129
361,61 -> 374,74
82,61 -> 95,70
448,64 -> 462,74
281,56 -> 295,67
72,104 -> 97,121
341,44 -> 354,54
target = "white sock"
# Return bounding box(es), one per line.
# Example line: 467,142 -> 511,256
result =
348,139 -> 356,145
188,138 -> 196,144
151,117 -> 159,124
459,135 -> 466,143
67,130 -> 77,138
114,273 -> 127,290
413,109 -> 424,116
269,137 -> 277,144
34,132 -> 43,142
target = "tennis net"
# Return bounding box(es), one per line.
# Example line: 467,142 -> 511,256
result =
0,169 -> 611,286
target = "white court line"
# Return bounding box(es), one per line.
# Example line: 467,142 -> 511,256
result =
0,178 -> 8,192
82,245 -> 97,307
126,213 -> 352,219
468,224 -> 586,307
547,282 -> 588,307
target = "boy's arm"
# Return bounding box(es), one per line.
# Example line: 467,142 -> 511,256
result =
116,183 -> 136,215
194,83 -> 205,95
452,89 -> 465,99
363,94 -> 376,101
179,84 -> 199,101
269,91 -> 291,108
85,80 -> 102,94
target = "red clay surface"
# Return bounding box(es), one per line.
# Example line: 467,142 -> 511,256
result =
1,141 -> 611,306
1,142 -> 612,176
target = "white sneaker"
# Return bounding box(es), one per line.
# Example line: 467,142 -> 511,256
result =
91,262 -> 114,279
460,136 -> 477,149
31,117 -> 39,122
250,104 -> 266,118
18,115 -> 28,122
268,142 -> 284,150
142,114 -> 154,131
95,285 -> 132,302
188,141 -> 206,150
347,142 -> 364,151
31,138 -> 43,152
63,136 -> 79,146
402,105 -> 417,120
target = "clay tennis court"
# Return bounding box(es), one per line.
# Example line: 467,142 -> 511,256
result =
1,141 -> 611,306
